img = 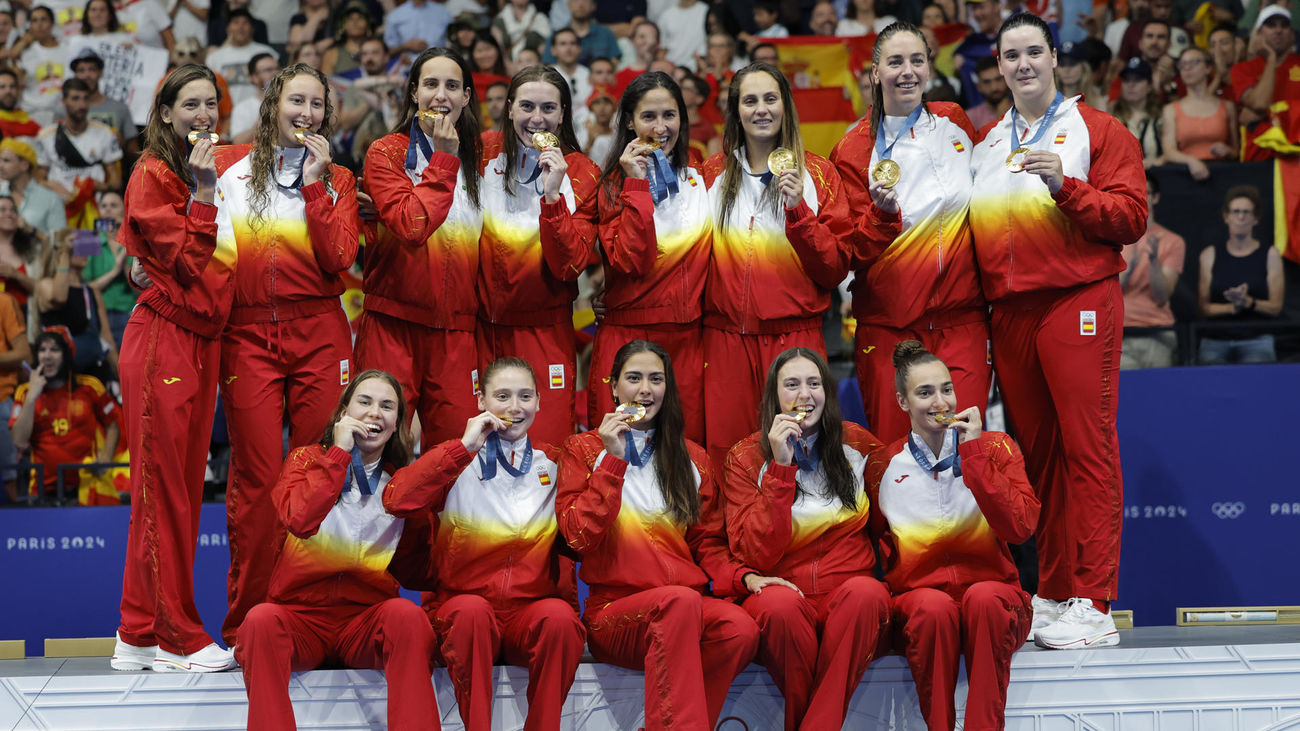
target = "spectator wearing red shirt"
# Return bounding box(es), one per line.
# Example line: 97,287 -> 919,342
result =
0,69 -> 41,139
1231,5 -> 1300,160
616,20 -> 661,94
1120,175 -> 1184,368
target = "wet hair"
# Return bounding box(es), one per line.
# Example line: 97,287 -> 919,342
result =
391,47 -> 482,207
892,339 -> 944,396
996,12 -> 1056,55
1222,184 -> 1260,215
248,64 -> 336,230
870,22 -> 932,142
481,356 -> 537,391
610,340 -> 699,524
142,64 -> 221,189
320,369 -> 412,470
759,348 -> 856,510
501,65 -> 580,197
599,72 -> 690,207
717,63 -> 804,231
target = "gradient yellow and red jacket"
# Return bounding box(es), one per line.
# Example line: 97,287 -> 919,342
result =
721,423 -> 882,597
361,140 -> 482,331
865,431 -> 1039,598
831,102 -> 986,328
556,430 -> 752,611
477,131 -> 599,328
268,445 -> 434,607
969,97 -> 1147,301
701,149 -> 853,335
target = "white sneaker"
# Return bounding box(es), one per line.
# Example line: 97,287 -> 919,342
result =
1027,595 -> 1063,641
153,643 -> 238,672
110,633 -> 157,671
1034,598 -> 1120,650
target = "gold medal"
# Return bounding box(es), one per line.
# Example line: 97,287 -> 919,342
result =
789,404 -> 814,422
767,146 -> 796,174
531,131 -> 560,150
616,402 -> 647,423
497,415 -> 519,426
638,136 -> 661,150
186,129 -> 219,144
933,412 -> 959,425
871,159 -> 901,188
293,127 -> 312,144
417,109 -> 444,122
1005,147 -> 1029,173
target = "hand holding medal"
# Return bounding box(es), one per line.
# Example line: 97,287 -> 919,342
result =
418,109 -> 459,154
768,146 -> 803,209
1007,91 -> 1067,193
531,130 -> 567,203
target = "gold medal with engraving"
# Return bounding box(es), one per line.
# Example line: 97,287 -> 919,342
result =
638,136 -> 661,151
417,109 -> 444,122
933,412 -> 959,425
495,414 -> 520,426
531,131 -> 560,150
789,404 -> 814,422
616,402 -> 647,423
1005,147 -> 1030,173
767,146 -> 796,174
187,129 -> 219,144
871,159 -> 901,188
293,127 -> 312,144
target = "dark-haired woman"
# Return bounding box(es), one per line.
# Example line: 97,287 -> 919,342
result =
357,48 -> 484,450
831,22 -> 989,444
557,340 -> 761,730
867,340 -> 1037,731
114,64 -> 237,672
238,370 -> 440,731
477,65 -> 598,447
968,13 -> 1145,650
216,63 -> 359,646
720,346 -> 889,731
384,357 -> 585,731
702,63 -> 854,467
589,72 -> 710,443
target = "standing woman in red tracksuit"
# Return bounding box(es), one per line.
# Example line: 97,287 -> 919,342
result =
383,357 -> 586,731
356,47 -> 484,450
113,64 -> 237,674
557,339 -> 762,731
701,62 -> 854,468
969,13 -> 1145,650
217,63 -> 360,647
830,22 -> 990,444
867,340 -> 1038,731
587,72 -> 711,443
721,346 -> 890,731
238,369 -> 439,731
477,65 -> 599,448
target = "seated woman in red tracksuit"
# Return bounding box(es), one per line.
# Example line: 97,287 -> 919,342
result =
383,357 -> 585,731
866,340 -> 1040,731
237,369 -> 439,731
557,339 -> 760,731
720,346 -> 890,731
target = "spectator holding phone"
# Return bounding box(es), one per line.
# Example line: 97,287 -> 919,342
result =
35,228 -> 115,380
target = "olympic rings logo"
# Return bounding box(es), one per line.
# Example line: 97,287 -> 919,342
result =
1211,502 -> 1246,519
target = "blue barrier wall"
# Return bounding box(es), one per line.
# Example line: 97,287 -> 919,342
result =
2,364 -> 1298,650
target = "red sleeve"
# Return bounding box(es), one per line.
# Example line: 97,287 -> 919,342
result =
555,433 -> 626,554
274,446 -> 352,538
382,439 -> 476,517
1229,59 -> 1260,105
829,122 -> 903,271
538,152 -> 600,282
862,440 -> 897,573
364,137 -> 459,247
958,432 -> 1040,544
91,384 -> 120,430
784,154 -> 853,290
597,177 -> 657,276
701,152 -> 726,187
1050,106 -> 1148,247
687,444 -> 756,596
120,158 -> 218,286
302,165 -> 359,274
721,438 -> 795,573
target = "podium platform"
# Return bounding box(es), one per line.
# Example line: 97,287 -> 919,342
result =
3,626 -> 1300,730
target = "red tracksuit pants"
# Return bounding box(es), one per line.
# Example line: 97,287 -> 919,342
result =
854,317 -> 991,444
219,308 -> 353,645
237,599 -> 439,731
587,321 -> 704,442
891,583 -> 1031,731
584,586 -> 760,730
476,320 -> 576,448
741,576 -> 890,731
354,312 -> 479,450
117,306 -> 221,655
702,325 -> 827,469
991,278 -> 1124,603
430,595 -> 585,731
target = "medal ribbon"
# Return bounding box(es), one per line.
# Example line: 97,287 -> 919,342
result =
1009,91 -> 1065,149
648,149 -> 678,204
478,431 -> 533,480
874,103 -> 925,163
623,430 -> 655,467
907,430 -> 961,478
519,145 -> 544,186
346,446 -> 382,496
790,435 -> 821,473
275,146 -> 308,190
404,117 -> 434,172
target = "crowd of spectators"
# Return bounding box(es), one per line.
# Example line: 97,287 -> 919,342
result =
0,0 -> 1294,504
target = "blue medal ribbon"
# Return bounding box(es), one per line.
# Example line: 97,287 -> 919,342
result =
404,117 -> 434,171
790,435 -> 821,473
623,430 -> 654,467
347,446 -> 382,496
275,146 -> 308,190
478,431 -> 533,481
647,149 -> 678,204
1009,91 -> 1066,149
519,145 -> 544,186
874,103 -> 925,164
907,430 -> 961,478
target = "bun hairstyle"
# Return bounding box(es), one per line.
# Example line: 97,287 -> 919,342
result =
893,339 -> 942,395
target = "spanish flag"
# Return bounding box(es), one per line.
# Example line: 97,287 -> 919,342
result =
766,35 -> 874,157
1254,101 -> 1300,263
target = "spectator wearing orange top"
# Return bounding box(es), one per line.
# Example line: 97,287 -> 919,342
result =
1231,5 -> 1300,160
1120,174 -> 1184,369
1161,46 -> 1238,181
0,291 -> 30,503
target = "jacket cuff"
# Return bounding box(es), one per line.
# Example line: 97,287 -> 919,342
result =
735,568 -> 759,595
301,180 -> 329,203
540,195 -> 568,218
957,435 -> 988,459
596,453 -> 629,479
443,439 -> 478,467
766,461 -> 799,484
189,200 -> 217,221
622,177 -> 650,193
427,150 -> 462,176
1051,176 -> 1080,205
325,445 -> 353,466
785,200 -> 814,224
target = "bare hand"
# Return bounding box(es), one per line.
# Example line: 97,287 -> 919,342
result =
428,112 -> 459,155
948,406 -> 983,443
461,411 -> 509,452
1188,159 -> 1210,181
130,259 -> 153,289
777,168 -> 803,210
868,176 -> 899,215
1209,142 -> 1232,159
1023,150 -> 1065,194
743,573 -> 805,596
332,414 -> 369,453
767,414 -> 802,466
618,138 -> 652,179
301,132 -> 332,186
597,410 -> 634,460
0,262 -> 16,278
29,366 -> 47,395
539,147 -> 568,203
188,138 -> 216,193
